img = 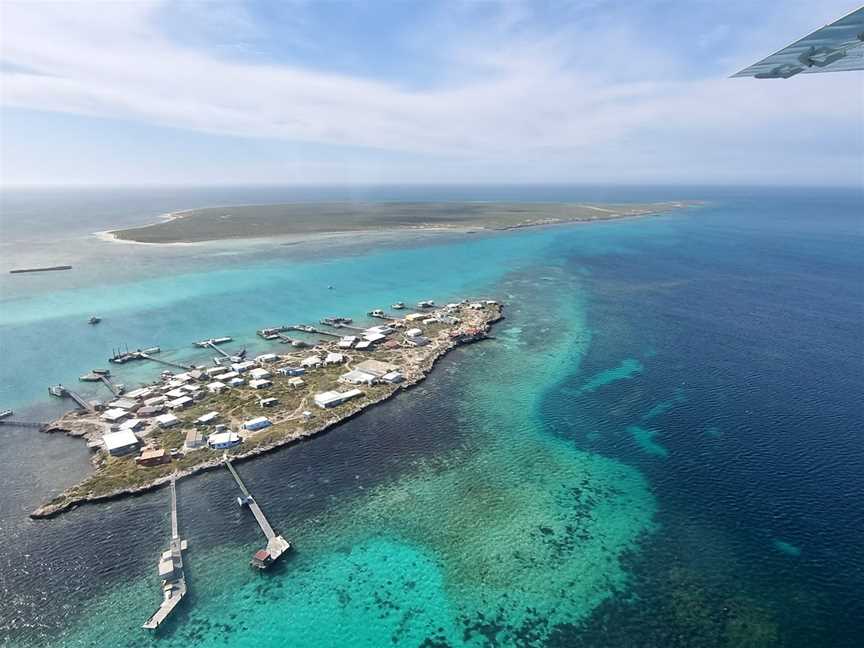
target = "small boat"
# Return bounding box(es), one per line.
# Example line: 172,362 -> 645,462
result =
368,309 -> 386,318
391,302 -> 405,310
88,316 -> 101,325
0,409 -> 13,420
417,300 -> 435,308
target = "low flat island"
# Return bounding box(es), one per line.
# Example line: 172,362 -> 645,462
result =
9,265 -> 73,274
107,201 -> 691,243
32,300 -> 503,518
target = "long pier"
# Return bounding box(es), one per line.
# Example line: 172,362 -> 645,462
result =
109,346 -> 191,371
287,325 -> 340,338
138,352 -> 192,371
98,375 -> 123,397
258,325 -> 289,339
66,389 -> 92,411
319,322 -> 366,334
143,478 -> 187,630
258,325 -> 316,346
223,456 -> 291,568
0,420 -> 47,430
201,340 -> 231,358
48,385 -> 95,413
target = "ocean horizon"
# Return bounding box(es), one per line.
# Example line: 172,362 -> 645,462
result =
1,184 -> 862,647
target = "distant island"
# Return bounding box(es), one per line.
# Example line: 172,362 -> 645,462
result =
107,201 -> 691,244
9,265 -> 73,274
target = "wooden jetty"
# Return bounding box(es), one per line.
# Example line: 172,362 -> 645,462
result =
139,352 -> 192,371
98,374 -> 124,396
47,385 -> 95,413
0,420 -> 47,430
110,346 -> 160,364
198,339 -> 231,358
223,456 -> 291,569
80,372 -> 124,396
109,347 -> 191,371
319,321 -> 366,334
194,336 -> 232,348
258,325 -> 315,346
143,478 -> 188,630
287,324 -> 340,339
258,326 -> 289,340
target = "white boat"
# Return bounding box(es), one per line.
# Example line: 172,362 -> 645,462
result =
391,302 -> 405,309
0,409 -> 13,419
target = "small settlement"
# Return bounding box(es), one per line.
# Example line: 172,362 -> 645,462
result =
34,297 -> 502,629
34,298 -> 503,519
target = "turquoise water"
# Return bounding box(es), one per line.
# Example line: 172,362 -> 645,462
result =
1,186 -> 862,647
36,269 -> 655,647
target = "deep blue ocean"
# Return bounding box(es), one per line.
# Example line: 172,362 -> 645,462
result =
0,185 -> 861,647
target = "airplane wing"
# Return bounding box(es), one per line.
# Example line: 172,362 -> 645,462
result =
732,6 -> 864,78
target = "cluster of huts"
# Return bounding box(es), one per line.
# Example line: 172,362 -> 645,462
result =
97,353 -> 284,466
94,298 -> 498,469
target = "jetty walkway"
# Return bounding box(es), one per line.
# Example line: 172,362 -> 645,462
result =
224,456 -> 291,568
143,478 -> 187,630
200,340 -> 231,358
138,352 -> 192,371
48,385 -> 95,413
98,374 -> 123,397
0,420 -> 46,430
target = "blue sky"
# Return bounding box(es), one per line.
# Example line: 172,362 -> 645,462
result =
0,0 -> 861,186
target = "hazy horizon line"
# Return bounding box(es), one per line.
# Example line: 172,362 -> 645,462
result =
2,181 -> 861,191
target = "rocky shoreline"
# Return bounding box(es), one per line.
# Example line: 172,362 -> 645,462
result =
30,308 -> 504,519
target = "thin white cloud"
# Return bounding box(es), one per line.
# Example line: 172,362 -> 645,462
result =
0,0 -> 860,185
